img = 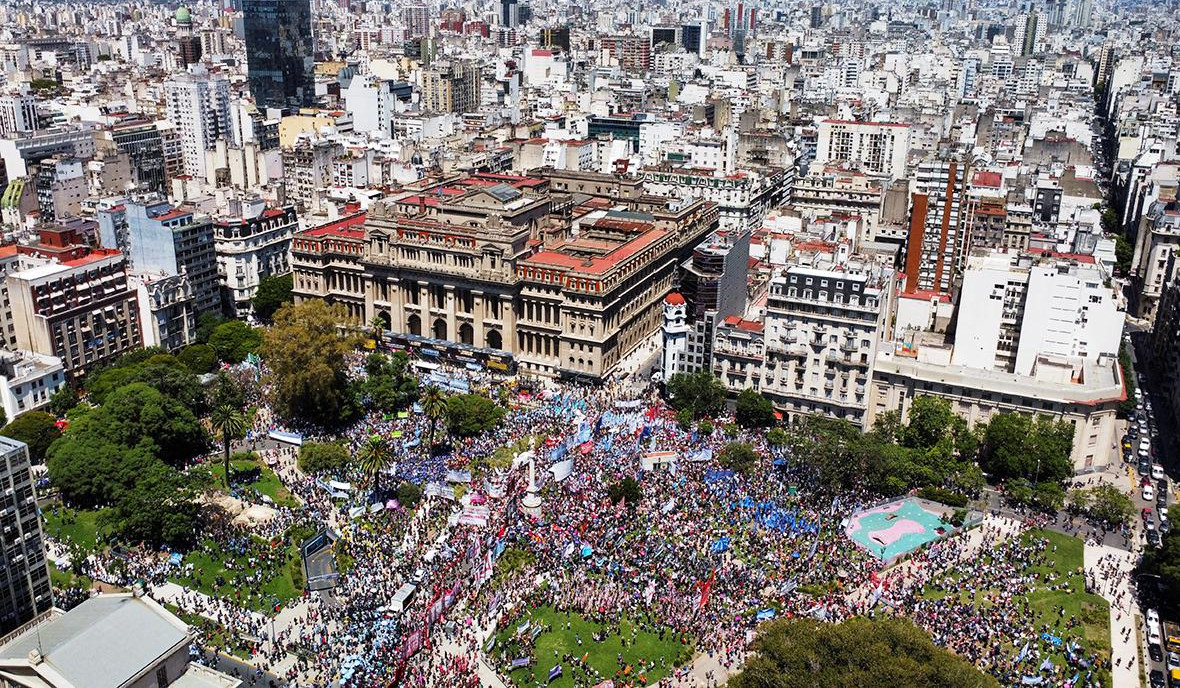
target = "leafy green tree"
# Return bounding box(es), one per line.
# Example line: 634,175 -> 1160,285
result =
0,412 -> 61,464
445,393 -> 504,438
98,383 -> 209,466
607,477 -> 642,509
734,389 -> 776,428
261,300 -> 358,427
978,413 -> 1073,484
420,386 -> 448,451
357,435 -> 394,490
395,482 -> 423,509
252,274 -> 294,323
98,464 -> 200,547
210,404 -> 248,487
297,441 -> 350,473
195,312 -> 227,344
85,353 -> 205,411
728,616 -> 999,688
46,428 -> 159,507
362,352 -> 420,412
1114,234 -> 1132,274
177,344 -> 218,375
209,320 -> 263,364
697,419 -> 715,437
666,371 -> 726,418
1070,484 -> 1134,526
675,408 -> 694,432
766,427 -> 788,446
209,371 -> 246,411
49,386 -> 79,417
720,441 -> 759,474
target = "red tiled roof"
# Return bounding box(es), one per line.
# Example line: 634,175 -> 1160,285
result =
63,248 -> 121,267
523,229 -> 668,275
722,315 -> 764,332
899,288 -> 951,303
664,292 -> 686,305
304,212 -> 367,238
972,171 -> 1003,188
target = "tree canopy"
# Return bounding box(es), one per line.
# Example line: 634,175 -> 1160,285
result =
784,396 -> 984,497
261,300 -> 358,427
0,412 -> 61,464
607,477 -> 642,508
727,616 -> 999,688
362,351 -> 420,413
977,412 -> 1073,484
209,320 -> 263,364
1069,484 -> 1134,526
1141,505 -> 1180,616
667,371 -> 726,418
252,273 -> 294,323
720,441 -> 759,474
735,389 -> 776,428
177,344 -> 219,375
445,393 -> 505,438
298,441 -> 351,474
85,352 -> 206,411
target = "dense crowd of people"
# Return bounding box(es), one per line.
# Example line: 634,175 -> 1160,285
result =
43,353 -> 1119,687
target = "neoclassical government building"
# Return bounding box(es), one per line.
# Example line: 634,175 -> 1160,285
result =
291,169 -> 719,381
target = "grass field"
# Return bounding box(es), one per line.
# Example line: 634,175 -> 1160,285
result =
922,528 -> 1110,686
169,536 -> 304,614
493,605 -> 689,688
41,506 -> 105,549
200,458 -> 299,508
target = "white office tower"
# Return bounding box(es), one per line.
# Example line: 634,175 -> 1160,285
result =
164,65 -> 232,180
953,250 -> 1124,376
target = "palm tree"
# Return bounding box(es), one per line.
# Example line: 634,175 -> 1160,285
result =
210,404 -> 248,487
420,385 -> 448,455
357,435 -> 393,491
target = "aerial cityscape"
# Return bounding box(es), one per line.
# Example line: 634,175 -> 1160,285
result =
0,0 -> 1172,686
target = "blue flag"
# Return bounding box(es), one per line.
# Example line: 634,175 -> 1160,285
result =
548,664 -> 562,682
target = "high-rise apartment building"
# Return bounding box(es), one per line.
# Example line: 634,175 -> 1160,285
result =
953,250 -> 1124,375
403,5 -> 431,38
903,158 -> 971,296
500,0 -> 519,27
0,437 -> 51,636
0,96 -> 37,138
163,66 -> 231,180
421,61 -> 481,114
243,0 -> 315,109
97,198 -> 222,317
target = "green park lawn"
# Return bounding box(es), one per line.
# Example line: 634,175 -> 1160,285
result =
921,528 -> 1110,685
168,536 -> 304,615
41,505 -> 106,549
493,605 -> 689,688
200,458 -> 299,508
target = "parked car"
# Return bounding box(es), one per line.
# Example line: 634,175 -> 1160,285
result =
1154,465 -> 1168,481
1145,484 -> 1157,502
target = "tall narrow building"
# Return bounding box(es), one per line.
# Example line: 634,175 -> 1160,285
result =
243,0 -> 315,109
0,436 -> 52,635
163,66 -> 232,179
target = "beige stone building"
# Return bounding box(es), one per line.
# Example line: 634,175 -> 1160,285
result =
292,171 -> 719,380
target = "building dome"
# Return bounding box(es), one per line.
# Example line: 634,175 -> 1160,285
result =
664,292 -> 686,306
175,5 -> 192,24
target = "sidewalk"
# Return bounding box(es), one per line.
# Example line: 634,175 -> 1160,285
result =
1084,542 -> 1141,688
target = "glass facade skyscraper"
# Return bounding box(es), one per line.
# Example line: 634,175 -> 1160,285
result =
243,0 -> 314,109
